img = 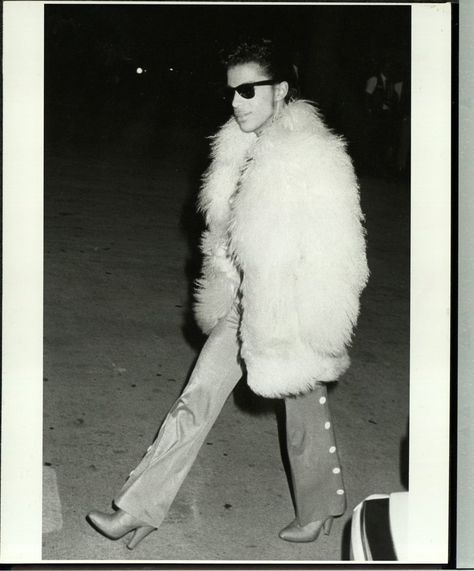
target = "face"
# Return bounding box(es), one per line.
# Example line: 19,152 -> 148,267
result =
227,62 -> 287,135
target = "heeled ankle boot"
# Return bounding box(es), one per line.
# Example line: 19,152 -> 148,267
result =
279,516 -> 333,543
87,508 -> 157,550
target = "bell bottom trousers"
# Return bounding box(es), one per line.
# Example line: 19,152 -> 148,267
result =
114,311 -> 346,528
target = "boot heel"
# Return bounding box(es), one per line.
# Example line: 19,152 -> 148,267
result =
323,517 -> 334,536
127,525 -> 156,550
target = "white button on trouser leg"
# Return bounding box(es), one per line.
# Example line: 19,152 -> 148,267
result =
284,384 -> 346,526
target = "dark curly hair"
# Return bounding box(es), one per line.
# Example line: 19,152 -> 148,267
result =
221,36 -> 299,102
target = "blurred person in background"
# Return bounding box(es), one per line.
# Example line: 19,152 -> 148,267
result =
365,57 -> 403,178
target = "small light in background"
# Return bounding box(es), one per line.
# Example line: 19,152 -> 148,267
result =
136,67 -> 146,74
169,67 -> 174,72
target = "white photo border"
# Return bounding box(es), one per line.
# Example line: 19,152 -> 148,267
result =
1,0 -> 451,563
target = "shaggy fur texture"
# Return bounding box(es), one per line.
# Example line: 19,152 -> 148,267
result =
194,100 -> 369,398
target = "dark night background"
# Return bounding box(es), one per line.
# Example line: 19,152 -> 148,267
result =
45,3 -> 411,166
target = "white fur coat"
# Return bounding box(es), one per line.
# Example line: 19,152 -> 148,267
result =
194,100 -> 369,398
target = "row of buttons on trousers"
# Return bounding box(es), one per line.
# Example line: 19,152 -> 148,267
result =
320,394 -> 345,495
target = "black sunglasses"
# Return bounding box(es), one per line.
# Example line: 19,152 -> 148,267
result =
222,79 -> 278,102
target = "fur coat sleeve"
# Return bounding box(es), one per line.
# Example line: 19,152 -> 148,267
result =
193,118 -> 252,334
194,101 -> 369,398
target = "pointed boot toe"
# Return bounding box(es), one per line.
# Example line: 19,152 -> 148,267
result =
279,517 -> 333,543
86,508 -> 156,548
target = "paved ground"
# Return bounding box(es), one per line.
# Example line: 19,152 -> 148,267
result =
42,129 -> 409,561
